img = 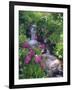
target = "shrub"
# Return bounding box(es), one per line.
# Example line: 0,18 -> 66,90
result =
53,43 -> 63,59
19,34 -> 27,47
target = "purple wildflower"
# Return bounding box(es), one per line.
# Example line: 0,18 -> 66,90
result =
25,55 -> 31,64
29,49 -> 35,57
35,55 -> 42,63
23,42 -> 30,48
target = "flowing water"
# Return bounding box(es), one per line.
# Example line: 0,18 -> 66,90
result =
28,24 -> 38,47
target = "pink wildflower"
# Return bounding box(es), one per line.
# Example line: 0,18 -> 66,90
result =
25,55 -> 31,64
35,55 -> 42,63
29,49 -> 35,57
23,42 -> 30,48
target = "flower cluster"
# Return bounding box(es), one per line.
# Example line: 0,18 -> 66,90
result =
24,48 -> 35,64
35,55 -> 42,63
23,42 -> 44,64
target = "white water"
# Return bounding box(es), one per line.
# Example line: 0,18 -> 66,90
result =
28,24 -> 38,47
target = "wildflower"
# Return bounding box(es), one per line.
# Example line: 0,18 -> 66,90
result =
29,49 -> 35,57
25,55 -> 31,64
35,55 -> 42,63
23,42 -> 30,48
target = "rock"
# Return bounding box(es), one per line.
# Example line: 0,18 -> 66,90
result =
41,53 -> 63,77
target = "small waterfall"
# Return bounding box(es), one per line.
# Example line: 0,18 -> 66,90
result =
31,24 -> 36,40
28,24 -> 38,47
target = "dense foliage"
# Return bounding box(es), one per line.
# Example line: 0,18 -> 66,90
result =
19,11 -> 63,79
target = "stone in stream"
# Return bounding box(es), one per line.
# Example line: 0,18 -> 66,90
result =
41,54 -> 63,77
